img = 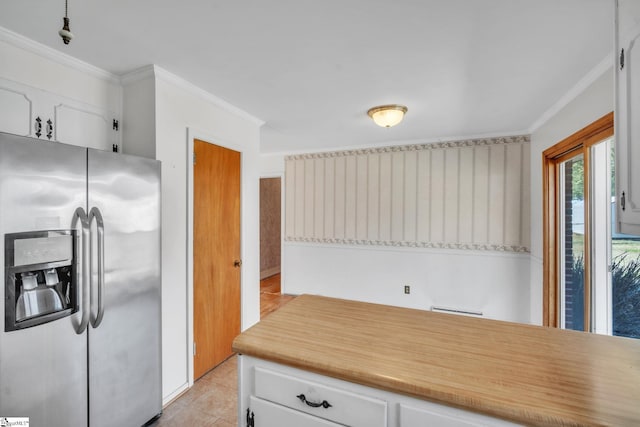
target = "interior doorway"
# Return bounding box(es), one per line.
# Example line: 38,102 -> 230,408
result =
259,177 -> 281,280
260,177 -> 290,317
193,139 -> 241,380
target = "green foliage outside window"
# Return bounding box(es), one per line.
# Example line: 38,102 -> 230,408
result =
612,254 -> 640,339
568,252 -> 640,338
572,160 -> 584,200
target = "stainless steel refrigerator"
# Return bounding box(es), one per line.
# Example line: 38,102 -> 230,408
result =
0,132 -> 162,426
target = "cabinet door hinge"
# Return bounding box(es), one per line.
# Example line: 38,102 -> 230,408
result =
193,152 -> 197,165
193,342 -> 196,356
113,119 -> 119,131
112,144 -> 119,153
620,48 -> 625,70
246,408 -> 255,427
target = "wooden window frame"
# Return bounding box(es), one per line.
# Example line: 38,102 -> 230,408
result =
542,112 -> 613,328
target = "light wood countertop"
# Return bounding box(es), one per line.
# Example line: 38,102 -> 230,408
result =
232,294 -> 640,426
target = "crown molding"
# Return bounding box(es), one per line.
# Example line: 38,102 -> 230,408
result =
528,53 -> 613,134
1,26 -> 265,127
152,65 -> 265,127
265,128 -> 531,157
285,134 -> 530,160
118,65 -> 266,126
120,65 -> 156,86
0,25 -> 120,85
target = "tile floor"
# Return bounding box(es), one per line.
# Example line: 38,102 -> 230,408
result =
151,274 -> 293,426
151,355 -> 238,426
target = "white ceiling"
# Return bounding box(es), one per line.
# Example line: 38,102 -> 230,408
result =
0,0 -> 613,153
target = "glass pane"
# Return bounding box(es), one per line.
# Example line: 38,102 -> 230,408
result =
611,143 -> 640,339
560,154 -> 585,331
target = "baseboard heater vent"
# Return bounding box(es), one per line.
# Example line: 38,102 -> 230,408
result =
431,306 -> 483,317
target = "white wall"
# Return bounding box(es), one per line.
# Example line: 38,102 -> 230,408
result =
121,69 -> 156,158
152,67 -> 262,403
284,243 -> 531,322
529,68 -> 614,325
260,153 -> 286,177
274,137 -> 533,324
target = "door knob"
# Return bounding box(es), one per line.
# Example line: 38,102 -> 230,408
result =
233,260 -> 242,268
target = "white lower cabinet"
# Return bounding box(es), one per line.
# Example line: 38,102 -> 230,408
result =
254,366 -> 387,426
238,356 -> 521,427
399,403 -> 501,427
248,396 -> 343,427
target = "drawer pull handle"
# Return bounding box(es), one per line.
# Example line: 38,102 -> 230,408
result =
296,394 -> 332,409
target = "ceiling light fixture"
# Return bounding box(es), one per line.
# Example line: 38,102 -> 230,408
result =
367,104 -> 408,128
58,0 -> 73,45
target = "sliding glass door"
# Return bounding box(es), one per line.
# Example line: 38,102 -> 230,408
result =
545,113 -> 640,338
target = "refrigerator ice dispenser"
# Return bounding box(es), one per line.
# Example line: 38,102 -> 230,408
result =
4,230 -> 78,331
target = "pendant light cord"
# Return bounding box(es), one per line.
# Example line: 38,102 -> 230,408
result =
59,0 -> 73,44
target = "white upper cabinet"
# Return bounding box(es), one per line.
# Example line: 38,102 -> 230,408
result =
0,77 -> 121,152
52,96 -> 120,152
0,78 -> 49,138
615,0 -> 640,235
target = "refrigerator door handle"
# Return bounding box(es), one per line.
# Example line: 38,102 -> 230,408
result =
71,207 -> 90,334
89,207 -> 105,328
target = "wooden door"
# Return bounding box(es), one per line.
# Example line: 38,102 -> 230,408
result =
193,139 -> 241,379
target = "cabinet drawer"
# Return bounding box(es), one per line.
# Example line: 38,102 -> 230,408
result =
399,403 -> 520,426
400,404 -> 481,426
254,367 -> 387,427
249,395 -> 343,427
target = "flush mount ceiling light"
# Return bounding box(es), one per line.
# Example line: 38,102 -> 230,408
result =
58,0 -> 74,45
367,104 -> 408,128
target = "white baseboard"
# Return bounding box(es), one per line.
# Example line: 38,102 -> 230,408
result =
163,382 -> 189,407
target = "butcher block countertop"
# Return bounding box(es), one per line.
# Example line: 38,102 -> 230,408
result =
232,294 -> 640,426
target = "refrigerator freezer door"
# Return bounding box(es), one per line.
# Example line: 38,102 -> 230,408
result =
0,134 -> 88,427
87,149 -> 162,427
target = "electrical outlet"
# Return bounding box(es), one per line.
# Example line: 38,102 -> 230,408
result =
404,285 -> 410,294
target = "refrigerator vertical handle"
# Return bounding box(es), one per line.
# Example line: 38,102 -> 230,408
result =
89,207 -> 105,328
71,207 -> 90,334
